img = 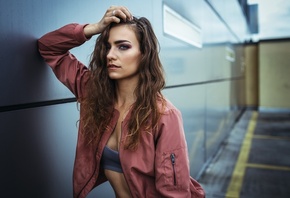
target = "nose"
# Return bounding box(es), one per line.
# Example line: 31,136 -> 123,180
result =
107,47 -> 116,61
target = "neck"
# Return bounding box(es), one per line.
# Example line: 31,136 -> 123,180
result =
115,79 -> 137,108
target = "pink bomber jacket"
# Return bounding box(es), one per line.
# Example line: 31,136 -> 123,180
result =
38,23 -> 205,198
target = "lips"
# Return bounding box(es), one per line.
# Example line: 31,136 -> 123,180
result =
107,64 -> 121,69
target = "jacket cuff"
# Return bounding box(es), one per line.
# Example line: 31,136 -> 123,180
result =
74,24 -> 90,43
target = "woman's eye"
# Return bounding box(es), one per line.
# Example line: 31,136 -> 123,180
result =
119,45 -> 130,50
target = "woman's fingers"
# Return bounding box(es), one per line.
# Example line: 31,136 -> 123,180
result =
84,5 -> 133,37
107,6 -> 133,22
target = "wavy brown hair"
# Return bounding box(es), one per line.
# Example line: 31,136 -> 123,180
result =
81,17 -> 165,150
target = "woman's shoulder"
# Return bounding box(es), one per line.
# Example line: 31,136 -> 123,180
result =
157,97 -> 181,115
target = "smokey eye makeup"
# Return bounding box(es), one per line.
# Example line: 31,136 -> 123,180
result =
118,44 -> 131,50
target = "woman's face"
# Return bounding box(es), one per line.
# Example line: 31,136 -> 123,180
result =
106,25 -> 142,81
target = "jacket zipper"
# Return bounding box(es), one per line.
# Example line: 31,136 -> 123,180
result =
170,153 -> 177,186
119,121 -> 133,196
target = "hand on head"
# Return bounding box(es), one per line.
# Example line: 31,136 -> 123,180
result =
84,5 -> 133,38
106,6 -> 133,23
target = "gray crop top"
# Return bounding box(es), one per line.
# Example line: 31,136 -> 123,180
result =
101,145 -> 123,173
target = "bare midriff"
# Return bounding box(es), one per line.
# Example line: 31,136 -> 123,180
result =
104,165 -> 132,198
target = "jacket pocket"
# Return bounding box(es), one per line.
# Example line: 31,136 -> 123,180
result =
162,147 -> 190,190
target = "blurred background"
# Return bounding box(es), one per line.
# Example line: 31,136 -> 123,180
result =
0,0 -> 289,197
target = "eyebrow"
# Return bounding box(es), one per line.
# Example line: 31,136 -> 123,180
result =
111,40 -> 131,45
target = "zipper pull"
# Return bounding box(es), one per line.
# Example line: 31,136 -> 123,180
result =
170,153 -> 175,164
170,153 -> 177,186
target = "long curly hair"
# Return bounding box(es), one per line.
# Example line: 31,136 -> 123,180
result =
81,17 -> 165,150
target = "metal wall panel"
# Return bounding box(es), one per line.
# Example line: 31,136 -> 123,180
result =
204,81 -> 235,159
0,103 -> 78,197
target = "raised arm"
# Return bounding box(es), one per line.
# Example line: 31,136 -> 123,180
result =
38,23 -> 90,100
37,6 -> 133,100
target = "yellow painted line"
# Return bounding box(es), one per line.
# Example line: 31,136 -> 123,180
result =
225,111 -> 258,198
253,134 -> 290,141
246,163 -> 290,171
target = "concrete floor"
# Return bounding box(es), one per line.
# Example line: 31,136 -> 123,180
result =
199,110 -> 290,198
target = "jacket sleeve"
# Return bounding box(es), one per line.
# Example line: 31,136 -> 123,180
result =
38,23 -> 90,100
154,107 -> 205,198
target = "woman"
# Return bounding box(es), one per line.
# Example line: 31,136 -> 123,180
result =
38,5 -> 205,198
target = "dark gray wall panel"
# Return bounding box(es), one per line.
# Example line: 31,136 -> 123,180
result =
0,103 -> 78,197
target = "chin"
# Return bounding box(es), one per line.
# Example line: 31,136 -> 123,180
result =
108,75 -> 120,80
